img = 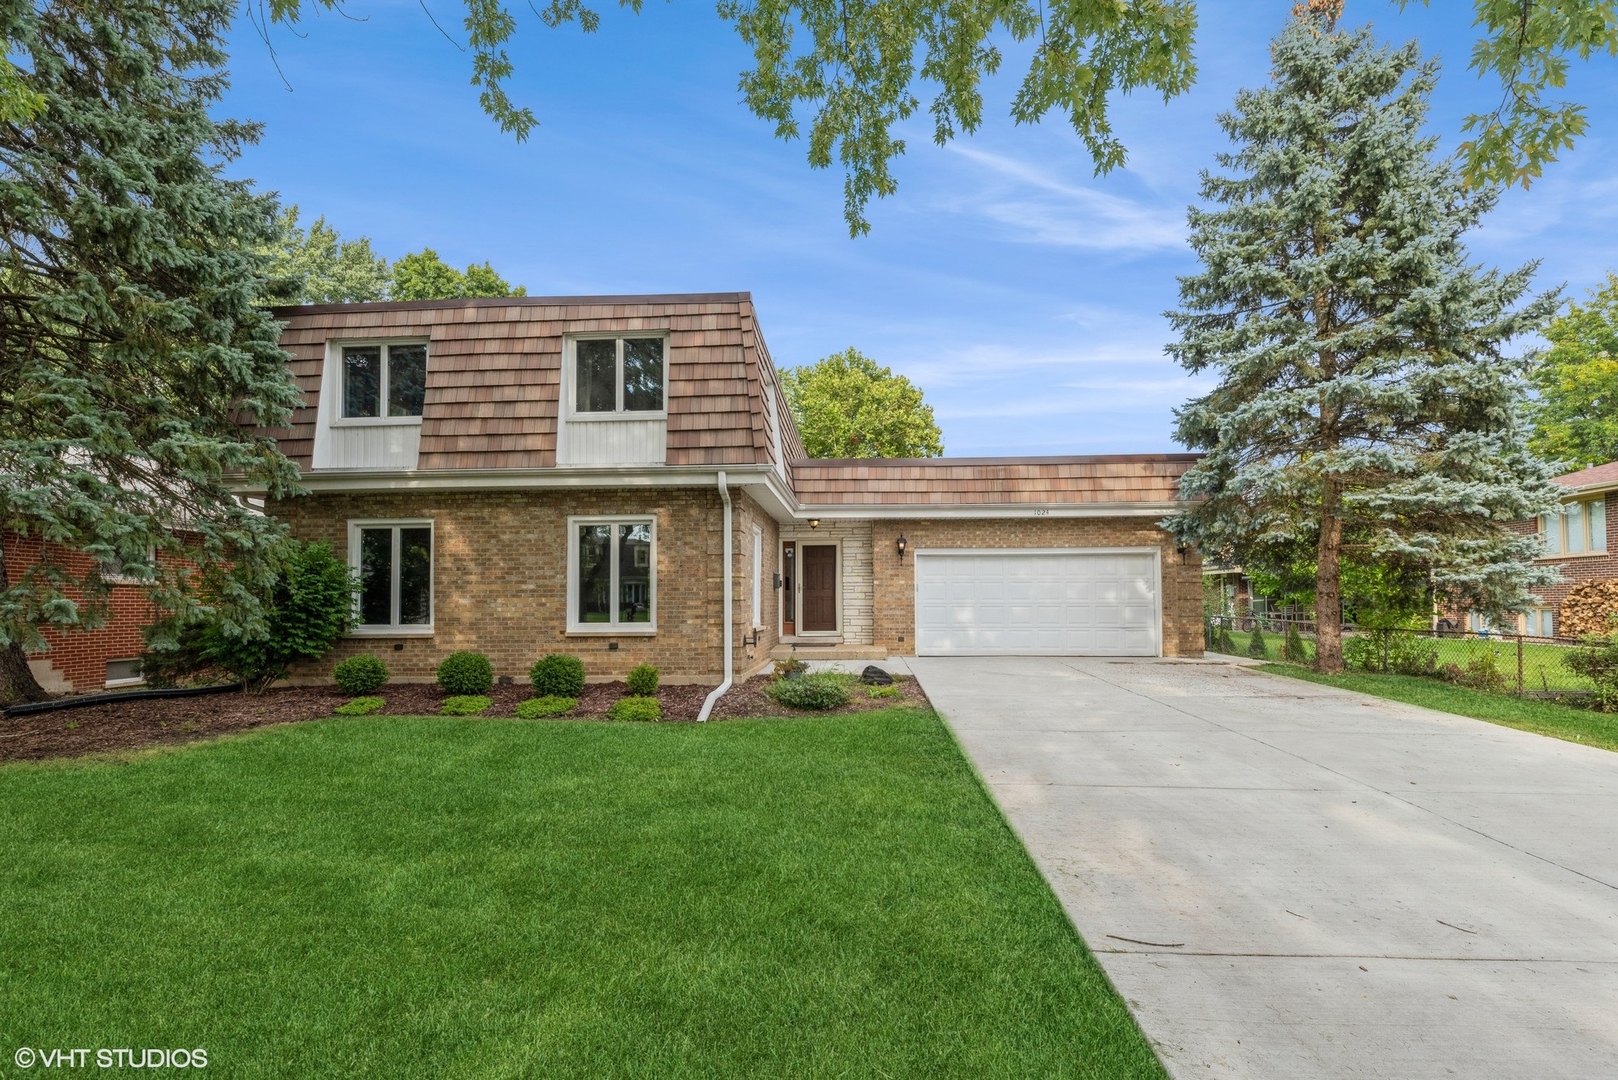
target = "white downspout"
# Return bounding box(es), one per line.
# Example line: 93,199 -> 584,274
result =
697,470 -> 733,722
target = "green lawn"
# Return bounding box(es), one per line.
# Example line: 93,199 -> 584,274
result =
0,709 -> 1163,1079
1214,629 -> 1593,692
1258,664 -> 1618,752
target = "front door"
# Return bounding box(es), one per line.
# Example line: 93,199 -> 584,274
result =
801,544 -> 838,632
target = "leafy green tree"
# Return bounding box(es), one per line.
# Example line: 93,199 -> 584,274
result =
391,249 -> 527,301
1529,275 -> 1618,469
159,0 -> 1616,234
1165,7 -> 1561,674
262,206 -> 391,305
0,0 -> 303,704
782,349 -> 943,459
1245,540 -> 1432,631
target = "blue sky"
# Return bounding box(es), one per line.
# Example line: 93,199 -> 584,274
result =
222,0 -> 1618,456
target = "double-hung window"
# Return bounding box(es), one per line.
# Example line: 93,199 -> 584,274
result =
571,336 -> 666,415
342,342 -> 428,420
350,521 -> 433,633
568,516 -> 655,632
1540,498 -> 1607,555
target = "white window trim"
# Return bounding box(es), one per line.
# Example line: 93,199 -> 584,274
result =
563,333 -> 670,422
332,338 -> 431,425
751,524 -> 763,630
104,657 -> 145,689
566,514 -> 658,634
347,519 -> 435,636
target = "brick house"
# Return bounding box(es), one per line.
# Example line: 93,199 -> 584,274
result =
1503,461 -> 1618,638
250,292 -> 1205,700
5,534 -> 153,693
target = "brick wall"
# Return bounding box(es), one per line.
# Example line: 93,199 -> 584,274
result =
778,519 -> 874,644
3,533 -> 155,693
733,490 -> 780,673
272,486 -> 777,685
865,518 -> 1204,657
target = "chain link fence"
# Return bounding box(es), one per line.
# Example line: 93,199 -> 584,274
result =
1205,615 -> 1596,697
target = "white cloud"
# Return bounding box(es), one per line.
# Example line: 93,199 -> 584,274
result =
939,145 -> 1187,252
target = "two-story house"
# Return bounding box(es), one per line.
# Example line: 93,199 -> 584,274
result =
1508,461 -> 1618,637
252,293 -> 1205,692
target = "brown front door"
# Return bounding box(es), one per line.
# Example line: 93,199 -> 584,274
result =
801,544 -> 837,632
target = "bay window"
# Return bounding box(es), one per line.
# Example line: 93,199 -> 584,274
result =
350,521 -> 433,633
569,516 -> 655,632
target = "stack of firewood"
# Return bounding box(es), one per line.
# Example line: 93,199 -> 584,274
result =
1558,580 -> 1618,638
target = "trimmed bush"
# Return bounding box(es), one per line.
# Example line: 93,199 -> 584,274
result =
334,696 -> 384,716
515,695 -> 577,719
768,672 -> 853,710
626,663 -> 659,696
529,654 -> 586,697
608,696 -> 662,722
437,651 -> 493,695
440,695 -> 493,716
1283,623 -> 1308,663
1246,625 -> 1268,659
333,654 -> 389,695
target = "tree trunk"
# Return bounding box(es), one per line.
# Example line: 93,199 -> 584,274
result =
0,535 -> 50,705
1314,478 -> 1345,673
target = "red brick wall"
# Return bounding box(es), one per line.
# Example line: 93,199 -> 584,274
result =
3,533 -> 155,693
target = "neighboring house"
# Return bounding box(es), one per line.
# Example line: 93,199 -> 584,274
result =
4,533 -> 152,693
1506,461 -> 1618,638
251,293 -> 1205,685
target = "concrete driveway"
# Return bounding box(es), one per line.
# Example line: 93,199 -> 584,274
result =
909,655 -> 1618,1079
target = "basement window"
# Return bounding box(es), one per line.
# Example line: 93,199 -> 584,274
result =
105,658 -> 144,688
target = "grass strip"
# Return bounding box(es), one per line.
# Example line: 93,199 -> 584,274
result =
0,708 -> 1164,1079
1258,663 -> 1618,752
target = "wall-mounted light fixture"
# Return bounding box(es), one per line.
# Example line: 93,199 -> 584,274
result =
1176,540 -> 1191,564
773,572 -> 783,590
896,533 -> 908,562
807,518 -> 820,529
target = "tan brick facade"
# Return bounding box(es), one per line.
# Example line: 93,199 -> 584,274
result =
867,518 -> 1204,657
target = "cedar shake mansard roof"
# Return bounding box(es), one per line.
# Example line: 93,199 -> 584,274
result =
261,293 -> 1192,512
267,293 -> 803,471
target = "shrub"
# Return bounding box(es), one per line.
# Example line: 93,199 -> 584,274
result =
772,657 -> 808,680
608,695 -> 662,721
515,695 -> 577,719
768,672 -> 854,710
1283,623 -> 1308,663
1246,625 -> 1268,659
334,696 -> 384,716
626,663 -> 659,696
1345,631 -> 1438,676
1210,625 -> 1236,655
143,540 -> 357,693
1564,635 -> 1618,710
867,684 -> 900,699
437,651 -> 493,695
333,654 -> 389,695
529,653 -> 586,697
1445,653 -> 1507,694
440,695 -> 493,716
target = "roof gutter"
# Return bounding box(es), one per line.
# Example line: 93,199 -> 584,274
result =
697,470 -> 733,722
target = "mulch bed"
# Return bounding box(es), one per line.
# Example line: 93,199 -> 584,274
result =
0,672 -> 932,764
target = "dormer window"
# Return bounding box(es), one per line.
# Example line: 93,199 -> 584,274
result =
571,336 -> 665,415
343,342 -> 427,420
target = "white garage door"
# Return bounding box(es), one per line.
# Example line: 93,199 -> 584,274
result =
914,549 -> 1160,656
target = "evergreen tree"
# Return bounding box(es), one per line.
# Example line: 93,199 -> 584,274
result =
1529,274 -> 1618,469
1165,7 -> 1561,673
0,0 -> 303,702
